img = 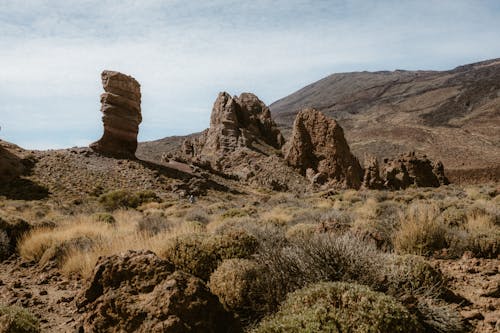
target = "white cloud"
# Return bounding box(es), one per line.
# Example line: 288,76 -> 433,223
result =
0,0 -> 499,149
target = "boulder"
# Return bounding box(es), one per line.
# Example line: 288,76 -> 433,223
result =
77,250 -> 241,333
180,92 -> 284,168
381,152 -> 449,189
284,108 -> 363,189
90,71 -> 142,158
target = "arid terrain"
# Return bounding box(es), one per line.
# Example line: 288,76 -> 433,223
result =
1,61 -> 499,333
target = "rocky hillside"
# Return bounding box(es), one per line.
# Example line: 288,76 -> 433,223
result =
270,59 -> 500,183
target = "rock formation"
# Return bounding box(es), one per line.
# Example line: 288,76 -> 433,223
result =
380,152 -> 449,189
362,156 -> 384,189
180,92 -> 284,168
77,250 -> 241,333
284,108 -> 363,189
0,141 -> 24,183
90,71 -> 142,158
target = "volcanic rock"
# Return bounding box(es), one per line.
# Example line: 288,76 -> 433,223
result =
0,141 -> 24,183
77,250 -> 241,333
362,155 -> 384,189
284,108 -> 363,189
90,71 -> 142,158
180,92 -> 284,168
381,152 -> 450,189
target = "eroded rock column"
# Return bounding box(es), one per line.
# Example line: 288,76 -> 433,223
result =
90,70 -> 142,158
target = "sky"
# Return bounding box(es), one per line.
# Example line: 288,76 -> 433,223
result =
1,0 -> 499,149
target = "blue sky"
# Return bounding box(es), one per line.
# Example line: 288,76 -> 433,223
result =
1,0 -> 499,149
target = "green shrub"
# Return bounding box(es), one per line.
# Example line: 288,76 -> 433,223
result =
209,259 -> 269,324
92,213 -> 116,225
386,255 -> 448,298
0,305 -> 40,333
159,231 -> 258,280
252,282 -> 422,333
98,190 -> 160,211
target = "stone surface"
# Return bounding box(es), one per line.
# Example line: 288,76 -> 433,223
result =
180,92 -> 284,168
77,250 -> 241,333
362,155 -> 384,189
381,152 -> 450,189
90,71 -> 142,158
0,141 -> 24,183
284,108 -> 363,189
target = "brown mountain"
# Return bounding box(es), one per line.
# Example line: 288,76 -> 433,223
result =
138,59 -> 500,183
270,59 -> 500,183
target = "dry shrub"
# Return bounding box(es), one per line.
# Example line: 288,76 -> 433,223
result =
448,211 -> 500,258
252,282 -> 422,333
393,203 -> 448,256
285,223 -> 317,240
253,233 -> 387,313
18,217 -> 109,265
209,259 -> 270,325
260,207 -> 295,226
415,299 -> 469,333
0,305 -> 40,333
184,207 -> 210,224
158,230 -> 258,280
136,214 -> 170,235
386,255 -> 447,298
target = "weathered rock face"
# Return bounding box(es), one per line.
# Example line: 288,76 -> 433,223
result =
285,108 -> 363,189
380,152 -> 450,189
0,141 -> 24,183
77,250 -> 241,333
180,92 -> 284,166
362,156 -> 384,189
90,71 -> 142,158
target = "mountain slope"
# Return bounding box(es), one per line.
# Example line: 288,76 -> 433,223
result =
270,59 -> 500,182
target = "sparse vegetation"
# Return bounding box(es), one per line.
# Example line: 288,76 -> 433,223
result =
98,190 -> 160,211
0,305 -> 40,333
252,282 -> 423,333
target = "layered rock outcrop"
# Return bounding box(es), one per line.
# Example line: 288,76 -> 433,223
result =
90,71 -> 142,158
380,152 -> 450,189
180,92 -> 284,168
77,250 -> 241,333
285,108 -> 363,189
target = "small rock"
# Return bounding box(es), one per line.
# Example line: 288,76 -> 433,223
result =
461,309 -> 484,321
39,290 -> 48,296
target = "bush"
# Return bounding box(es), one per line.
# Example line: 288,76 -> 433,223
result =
393,203 -> 448,256
285,223 -> 317,240
92,213 -> 116,225
386,255 -> 448,298
0,305 -> 40,333
98,190 -> 160,211
136,214 -> 170,235
184,208 -> 210,224
209,259 -> 269,324
253,233 -> 387,312
159,231 -> 258,280
252,282 -> 422,333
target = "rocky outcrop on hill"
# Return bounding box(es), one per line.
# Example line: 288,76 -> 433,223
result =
285,108 -> 363,189
379,152 -> 450,189
180,92 -> 284,168
270,58 -> 500,184
90,70 -> 142,158
77,250 -> 241,333
0,140 -> 26,183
